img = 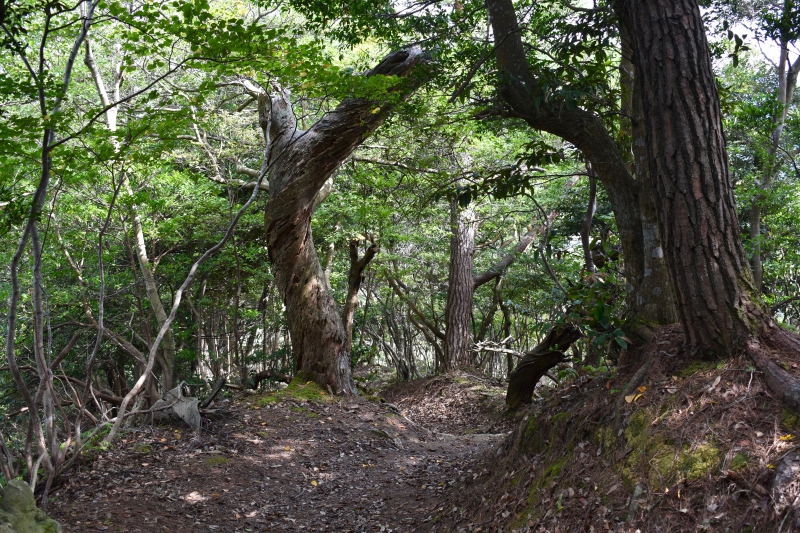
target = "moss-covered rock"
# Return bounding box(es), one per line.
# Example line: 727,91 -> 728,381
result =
0,480 -> 62,533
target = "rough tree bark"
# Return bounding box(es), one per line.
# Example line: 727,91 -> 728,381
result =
614,0 -> 800,409
264,46 -> 426,394
620,25 -> 679,325
486,0 -> 677,325
444,199 -> 477,369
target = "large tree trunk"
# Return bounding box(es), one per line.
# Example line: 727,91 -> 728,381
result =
615,0 -> 800,413
444,200 -> 477,369
620,25 -> 678,325
615,0 -> 763,354
486,0 -> 677,325
264,47 -> 426,394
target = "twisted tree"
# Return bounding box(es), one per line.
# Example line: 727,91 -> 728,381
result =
263,46 -> 427,393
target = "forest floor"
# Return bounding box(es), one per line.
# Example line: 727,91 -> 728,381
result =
49,371 -> 513,532
47,328 -> 800,533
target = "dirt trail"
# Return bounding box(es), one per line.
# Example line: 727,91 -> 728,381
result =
51,389 -> 507,532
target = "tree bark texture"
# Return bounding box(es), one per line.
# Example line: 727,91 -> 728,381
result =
623,24 -> 679,325
444,200 -> 477,369
486,0 -> 676,325
265,46 -> 426,394
615,0 -> 765,354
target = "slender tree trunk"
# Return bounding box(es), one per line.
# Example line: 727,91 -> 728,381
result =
342,239 -> 379,353
85,40 -> 176,391
264,47 -> 426,393
444,199 -> 476,369
128,195 -> 176,391
581,162 -> 598,277
750,36 -> 800,292
486,0 -> 677,326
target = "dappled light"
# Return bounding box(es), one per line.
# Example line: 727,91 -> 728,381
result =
2,0 -> 800,531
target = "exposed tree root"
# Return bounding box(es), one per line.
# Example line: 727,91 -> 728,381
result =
747,327 -> 800,412
506,324 -> 581,410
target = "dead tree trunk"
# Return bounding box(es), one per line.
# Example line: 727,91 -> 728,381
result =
264,46 -> 426,394
506,325 -> 581,410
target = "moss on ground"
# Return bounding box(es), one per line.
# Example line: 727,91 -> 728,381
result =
204,456 -> 230,467
781,407 -> 800,434
677,360 -> 723,378
679,443 -> 721,480
256,376 -> 332,406
728,452 -> 750,472
291,405 -> 320,418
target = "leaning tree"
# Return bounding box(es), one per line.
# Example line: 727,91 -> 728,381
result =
262,47 -> 427,394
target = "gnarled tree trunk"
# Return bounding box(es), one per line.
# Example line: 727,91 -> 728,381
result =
264,47 -> 426,394
506,325 -> 581,410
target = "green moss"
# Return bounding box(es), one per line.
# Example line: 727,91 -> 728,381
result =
677,360 -> 718,377
679,444 -> 721,480
622,409 -> 679,489
523,417 -> 538,444
594,425 -> 615,455
256,376 -> 332,406
204,456 -> 230,467
781,407 -> 800,433
729,452 -> 750,472
291,406 -> 320,418
509,452 -> 571,529
544,456 -> 567,479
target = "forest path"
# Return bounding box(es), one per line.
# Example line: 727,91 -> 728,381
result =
51,385 -> 508,532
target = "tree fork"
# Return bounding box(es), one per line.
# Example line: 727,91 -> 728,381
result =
264,46 -> 427,394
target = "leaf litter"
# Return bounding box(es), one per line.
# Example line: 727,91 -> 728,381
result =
49,373 -> 510,532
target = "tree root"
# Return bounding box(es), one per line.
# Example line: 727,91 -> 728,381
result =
746,327 -> 800,412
